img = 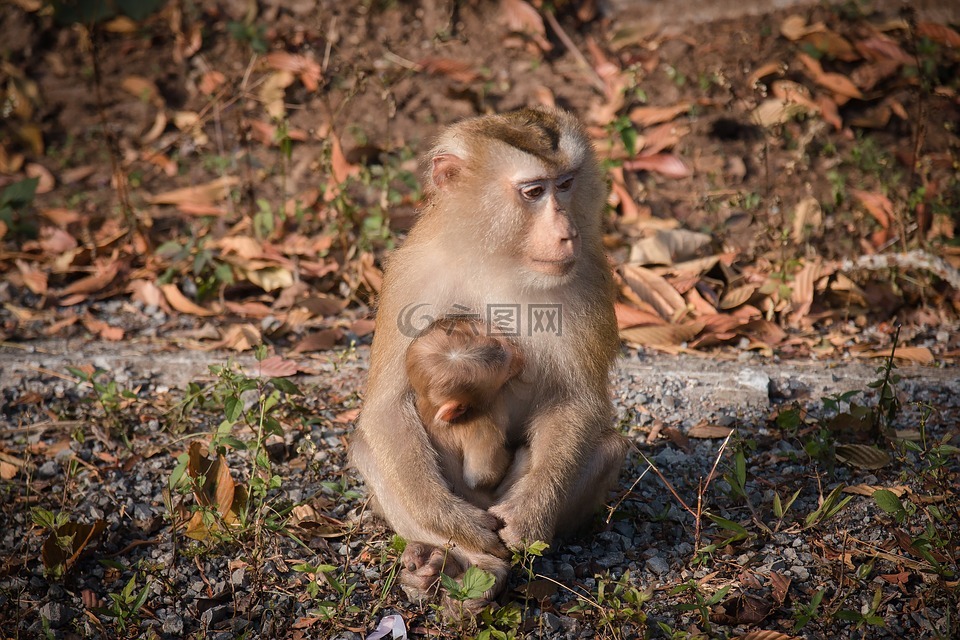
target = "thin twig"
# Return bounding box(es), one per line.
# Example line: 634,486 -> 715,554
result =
89,26 -> 139,239
606,459 -> 652,524
542,10 -> 606,94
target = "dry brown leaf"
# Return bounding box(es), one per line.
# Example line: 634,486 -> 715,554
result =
121,75 -> 163,106
622,154 -> 692,179
615,302 -> 665,329
638,122 -> 689,156
735,630 -> 796,640
253,355 -> 299,378
141,111 -> 167,145
159,283 -> 216,317
844,484 -> 909,497
684,286 -> 718,316
849,189 -> 893,229
199,70 -> 226,95
128,280 -> 168,311
769,572 -> 791,606
851,59 -> 902,92
779,14 -> 823,41
628,102 -> 691,128
748,61 -> 784,87
215,324 -> 262,352
0,452 -> 28,480
797,53 -> 863,99
770,80 -> 819,111
621,264 -> 687,320
608,167 -> 646,223
39,208 -> 81,227
260,70 -> 295,120
836,443 -> 891,470
856,35 -> 913,64
750,98 -> 810,128
330,134 -> 360,186
788,260 -> 820,322
418,57 -> 480,83
352,318 -> 376,337
916,22 -> 960,48
26,163 -> 55,194
360,252 -> 383,293
791,196 -> 823,242
739,319 -> 787,345
147,176 -> 239,206
266,51 -> 322,91
629,229 -> 711,266
816,94 -> 842,130
499,0 -> 552,51
687,422 -> 733,438
802,30 -> 859,61
290,329 -> 344,353
620,321 -> 705,347
223,301 -> 272,318
185,442 -> 245,540
60,260 -> 119,297
15,259 -> 47,295
719,284 -> 758,310
245,266 -> 294,292
41,520 -> 107,573
81,314 -> 124,341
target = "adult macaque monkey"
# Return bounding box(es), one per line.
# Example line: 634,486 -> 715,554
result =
406,317 -> 523,505
350,107 -> 627,603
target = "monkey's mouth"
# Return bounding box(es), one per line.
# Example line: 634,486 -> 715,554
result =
529,258 -> 576,276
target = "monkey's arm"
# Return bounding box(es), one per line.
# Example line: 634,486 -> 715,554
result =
490,396 -> 617,548
351,392 -> 509,558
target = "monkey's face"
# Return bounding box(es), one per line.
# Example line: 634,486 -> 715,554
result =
512,169 -> 582,277
427,107 -> 605,283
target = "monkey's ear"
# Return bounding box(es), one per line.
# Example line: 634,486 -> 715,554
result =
435,401 -> 466,423
431,154 -> 462,190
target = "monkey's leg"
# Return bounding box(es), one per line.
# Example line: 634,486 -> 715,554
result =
555,428 -> 628,534
350,429 -> 510,604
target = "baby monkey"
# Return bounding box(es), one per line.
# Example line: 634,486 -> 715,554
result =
406,318 -> 523,500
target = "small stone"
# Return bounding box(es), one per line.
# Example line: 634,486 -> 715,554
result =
37,460 -> 59,478
645,556 -> 670,576
737,369 -> 770,393
39,602 -> 76,628
133,503 -> 153,521
163,614 -> 184,635
231,568 -> 248,588
791,565 -> 810,581
201,604 -> 231,628
543,611 -> 562,631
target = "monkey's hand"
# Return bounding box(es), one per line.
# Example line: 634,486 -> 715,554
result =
442,501 -> 511,560
488,498 -> 552,551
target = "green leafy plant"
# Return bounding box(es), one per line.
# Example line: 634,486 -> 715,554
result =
0,177 -> 39,238
672,580 -> 730,634
833,586 -> 886,630
793,587 -> 826,631
293,561 -> 361,619
95,572 -> 152,632
67,367 -> 138,438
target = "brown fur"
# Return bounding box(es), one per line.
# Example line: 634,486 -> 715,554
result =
349,107 -> 628,607
406,318 -> 522,504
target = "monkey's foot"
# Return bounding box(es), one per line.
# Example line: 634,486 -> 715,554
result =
398,542 -> 465,601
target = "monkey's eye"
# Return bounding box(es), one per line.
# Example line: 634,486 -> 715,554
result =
520,184 -> 545,201
556,174 -> 575,191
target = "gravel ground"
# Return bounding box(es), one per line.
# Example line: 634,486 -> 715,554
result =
1,340 -> 958,639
